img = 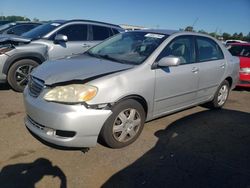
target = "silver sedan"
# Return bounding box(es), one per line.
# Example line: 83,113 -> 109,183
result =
23,30 -> 239,149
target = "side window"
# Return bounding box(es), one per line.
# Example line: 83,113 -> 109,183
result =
7,24 -> 36,35
112,28 -> 119,35
157,36 -> 195,64
242,46 -> 250,58
196,37 -> 224,62
56,24 -> 87,41
92,25 -> 112,41
228,45 -> 244,56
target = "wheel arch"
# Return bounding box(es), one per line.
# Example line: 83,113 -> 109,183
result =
3,53 -> 45,75
114,94 -> 148,119
225,76 -> 233,88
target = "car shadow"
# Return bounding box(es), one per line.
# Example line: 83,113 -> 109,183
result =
0,83 -> 10,90
234,86 -> 250,92
102,109 -> 250,188
0,158 -> 67,188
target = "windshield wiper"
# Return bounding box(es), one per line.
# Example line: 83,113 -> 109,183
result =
98,54 -> 132,64
85,51 -> 102,58
86,52 -> 134,65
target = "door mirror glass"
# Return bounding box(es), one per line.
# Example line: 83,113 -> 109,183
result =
158,56 -> 181,67
54,34 -> 68,43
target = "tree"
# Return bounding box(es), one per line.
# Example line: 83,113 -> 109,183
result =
238,32 -> 243,40
222,32 -> 231,40
209,32 -> 217,38
0,15 -> 30,21
198,29 -> 208,34
232,33 -> 238,40
185,26 -> 194,32
245,32 -> 250,42
33,18 -> 39,22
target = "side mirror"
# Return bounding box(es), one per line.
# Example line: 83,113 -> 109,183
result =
54,34 -> 68,43
158,56 -> 181,67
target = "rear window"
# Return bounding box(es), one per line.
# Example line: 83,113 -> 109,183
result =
229,45 -> 250,58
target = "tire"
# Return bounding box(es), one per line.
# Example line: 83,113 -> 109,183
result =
204,80 -> 230,109
100,99 -> 146,148
7,59 -> 39,92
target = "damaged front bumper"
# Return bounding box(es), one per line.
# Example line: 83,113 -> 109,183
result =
23,87 -> 112,148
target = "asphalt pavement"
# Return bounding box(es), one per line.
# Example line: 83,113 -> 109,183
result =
0,84 -> 249,188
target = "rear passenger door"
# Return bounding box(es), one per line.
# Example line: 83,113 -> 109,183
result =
195,36 -> 226,102
48,24 -> 89,60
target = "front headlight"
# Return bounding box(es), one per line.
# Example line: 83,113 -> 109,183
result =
240,67 -> 250,75
43,84 -> 98,103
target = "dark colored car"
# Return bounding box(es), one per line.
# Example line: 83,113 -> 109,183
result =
0,21 -> 12,26
0,22 -> 41,36
228,43 -> 250,87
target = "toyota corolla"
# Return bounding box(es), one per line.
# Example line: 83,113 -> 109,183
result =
23,30 -> 239,149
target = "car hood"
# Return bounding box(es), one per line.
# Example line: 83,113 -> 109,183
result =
31,54 -> 135,85
0,34 -> 31,44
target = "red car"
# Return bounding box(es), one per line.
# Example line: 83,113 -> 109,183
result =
228,43 -> 250,87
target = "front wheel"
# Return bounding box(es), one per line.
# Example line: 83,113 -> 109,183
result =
100,99 -> 145,148
7,59 -> 39,92
205,80 -> 230,109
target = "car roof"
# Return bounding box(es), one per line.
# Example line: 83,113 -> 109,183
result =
10,21 -> 42,24
132,29 -> 179,35
60,19 -> 122,28
229,43 -> 250,46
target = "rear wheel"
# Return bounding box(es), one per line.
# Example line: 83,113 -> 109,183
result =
7,59 -> 39,92
100,99 -> 145,148
204,80 -> 230,109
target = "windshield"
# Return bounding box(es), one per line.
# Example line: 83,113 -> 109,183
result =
21,22 -> 62,39
0,22 -> 15,32
88,32 -> 167,65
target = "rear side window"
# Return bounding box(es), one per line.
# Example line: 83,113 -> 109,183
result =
242,46 -> 250,57
92,25 -> 112,40
56,24 -> 87,41
157,36 -> 195,64
196,37 -> 224,62
112,28 -> 119,35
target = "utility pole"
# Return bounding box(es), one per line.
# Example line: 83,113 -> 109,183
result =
192,17 -> 199,29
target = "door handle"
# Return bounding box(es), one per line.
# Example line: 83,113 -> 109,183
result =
82,44 -> 91,48
191,67 -> 199,73
220,63 -> 225,68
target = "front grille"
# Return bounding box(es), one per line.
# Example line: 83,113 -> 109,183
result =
28,76 -> 44,97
